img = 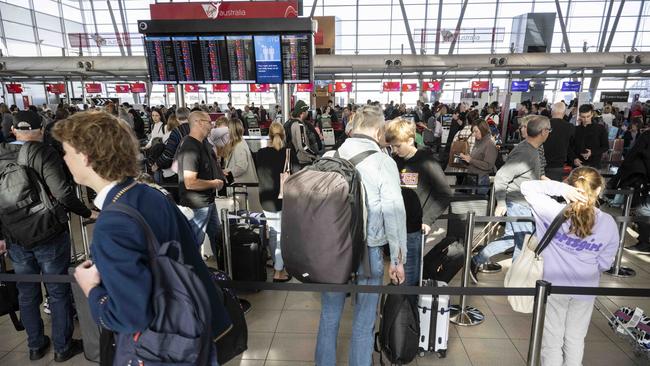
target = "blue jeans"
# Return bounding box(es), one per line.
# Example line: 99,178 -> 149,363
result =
191,203 -> 222,259
473,201 -> 534,265
315,246 -> 384,366
7,232 -> 74,354
404,231 -> 422,286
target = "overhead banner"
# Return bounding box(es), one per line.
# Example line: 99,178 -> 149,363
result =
212,84 -> 230,92
296,83 -> 313,92
383,82 -> 401,92
166,84 -> 176,93
333,82 -> 352,92
600,91 -> 629,103
249,84 -> 270,93
6,84 -> 23,94
561,81 -> 581,92
471,81 -> 490,92
401,83 -> 417,92
47,84 -> 66,94
149,1 -> 298,20
114,84 -> 130,93
422,81 -> 441,92
184,84 -> 200,92
85,83 -> 102,93
510,80 -> 530,92
130,83 -> 147,93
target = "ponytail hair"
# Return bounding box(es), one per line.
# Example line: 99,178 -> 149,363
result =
268,122 -> 285,151
564,167 -> 604,238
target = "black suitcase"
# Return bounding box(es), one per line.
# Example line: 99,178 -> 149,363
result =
229,224 -> 267,283
0,254 -> 24,331
422,236 -> 464,283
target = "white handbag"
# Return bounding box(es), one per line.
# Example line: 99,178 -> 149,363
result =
504,207 -> 567,313
277,148 -> 291,199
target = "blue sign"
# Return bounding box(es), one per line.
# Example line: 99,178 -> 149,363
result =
254,35 -> 283,84
561,81 -> 581,92
510,80 -> 530,92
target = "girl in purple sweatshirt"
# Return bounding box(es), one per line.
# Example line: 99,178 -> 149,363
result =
520,167 -> 619,366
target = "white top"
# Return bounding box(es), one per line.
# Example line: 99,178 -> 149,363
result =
145,122 -> 167,148
93,182 -> 119,209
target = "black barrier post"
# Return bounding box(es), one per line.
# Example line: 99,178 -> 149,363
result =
527,280 -> 551,366
606,190 -> 636,278
221,208 -> 233,278
76,185 -> 91,259
450,211 -> 485,326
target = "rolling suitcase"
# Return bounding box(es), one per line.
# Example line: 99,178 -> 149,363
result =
417,231 -> 451,358
422,236 -> 464,283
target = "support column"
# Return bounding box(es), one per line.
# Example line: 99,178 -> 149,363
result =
282,84 -> 291,122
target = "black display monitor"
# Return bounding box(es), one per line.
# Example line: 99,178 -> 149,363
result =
281,34 -> 311,84
226,35 -> 256,83
198,36 -> 230,83
144,36 -> 177,83
172,36 -> 203,83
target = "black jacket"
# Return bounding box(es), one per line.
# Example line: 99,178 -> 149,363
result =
544,118 -> 575,168
571,122 -> 609,168
0,141 -> 91,240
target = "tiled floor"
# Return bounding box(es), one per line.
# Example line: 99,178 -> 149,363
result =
1,214 -> 649,365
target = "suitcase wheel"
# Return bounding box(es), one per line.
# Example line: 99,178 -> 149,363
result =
437,349 -> 447,358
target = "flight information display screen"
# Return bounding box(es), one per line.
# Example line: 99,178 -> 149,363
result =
281,34 -> 311,83
172,36 -> 203,83
199,36 -> 230,83
144,36 -> 177,83
253,35 -> 283,84
226,36 -> 256,83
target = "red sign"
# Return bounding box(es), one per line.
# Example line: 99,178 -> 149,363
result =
334,82 -> 352,93
471,81 -> 490,92
401,83 -> 417,92
422,81 -> 441,92
6,84 -> 23,94
150,1 -> 298,20
184,84 -> 200,93
296,83 -> 313,92
249,84 -> 270,93
115,84 -> 130,93
47,84 -> 66,94
130,83 -> 146,93
166,84 -> 175,93
383,82 -> 401,92
85,83 -> 102,93
212,84 -> 230,92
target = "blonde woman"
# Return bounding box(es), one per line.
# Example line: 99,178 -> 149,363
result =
224,118 -> 258,184
521,167 -> 619,366
255,122 -> 291,282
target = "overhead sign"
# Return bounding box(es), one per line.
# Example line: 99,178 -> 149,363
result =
471,81 -> 490,92
68,32 -> 132,49
296,83 -> 313,92
6,84 -> 23,94
561,81 -> 581,92
212,84 -> 230,92
422,81 -> 441,92
415,27 -> 506,44
130,83 -> 147,93
85,83 -> 102,93
184,84 -> 200,92
166,84 -> 176,93
149,1 -> 298,20
114,84 -> 130,93
47,84 -> 66,94
91,98 -> 119,106
383,82 -> 401,92
401,83 -> 417,92
600,91 -> 629,103
510,80 -> 530,92
249,84 -> 270,93
334,82 -> 352,92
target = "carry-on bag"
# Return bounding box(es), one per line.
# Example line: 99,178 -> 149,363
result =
209,268 -> 248,365
422,236 -> 464,284
226,189 -> 267,283
0,254 -> 24,331
417,232 -> 450,358
375,286 -> 420,365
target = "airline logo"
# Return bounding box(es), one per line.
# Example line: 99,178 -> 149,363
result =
202,2 -> 222,19
185,84 -> 200,92
402,83 -> 417,92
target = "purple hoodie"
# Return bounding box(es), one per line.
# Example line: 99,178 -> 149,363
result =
520,180 -> 619,301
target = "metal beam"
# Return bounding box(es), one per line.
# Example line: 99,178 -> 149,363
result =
106,0 -> 126,57
355,0 -> 359,55
554,0 -> 571,52
116,0 -> 132,56
88,0 -> 102,56
421,0 -> 429,55
434,0 -> 443,55
598,0 -> 615,52
398,0 -> 417,55
448,0 -> 469,55
491,0 -> 501,54
605,0 -> 626,51
309,0 -> 318,18
632,0 -> 646,51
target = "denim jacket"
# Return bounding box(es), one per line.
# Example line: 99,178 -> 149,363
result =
335,135 -> 408,264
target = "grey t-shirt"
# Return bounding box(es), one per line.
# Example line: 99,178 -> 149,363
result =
494,140 -> 542,207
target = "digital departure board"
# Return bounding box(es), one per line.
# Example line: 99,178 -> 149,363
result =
226,36 -> 256,83
253,35 -> 283,84
281,34 -> 311,84
171,36 -> 203,83
199,36 -> 230,83
144,36 -> 177,83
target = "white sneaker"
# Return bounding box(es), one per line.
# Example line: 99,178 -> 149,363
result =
43,296 -> 51,315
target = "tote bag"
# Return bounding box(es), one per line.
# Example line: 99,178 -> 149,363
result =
504,207 -> 567,313
277,148 -> 290,199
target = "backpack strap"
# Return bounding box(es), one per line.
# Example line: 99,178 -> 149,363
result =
534,206 -> 568,256
17,142 -> 32,166
103,203 -> 161,262
347,150 -> 378,166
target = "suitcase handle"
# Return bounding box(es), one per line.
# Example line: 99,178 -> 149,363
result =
419,229 -> 425,287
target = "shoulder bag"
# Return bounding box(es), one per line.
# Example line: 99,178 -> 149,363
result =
277,148 -> 291,199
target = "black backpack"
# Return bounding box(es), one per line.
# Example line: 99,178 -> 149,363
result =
0,142 -> 68,249
375,291 -> 421,365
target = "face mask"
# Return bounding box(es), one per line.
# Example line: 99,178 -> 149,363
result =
211,126 -> 230,147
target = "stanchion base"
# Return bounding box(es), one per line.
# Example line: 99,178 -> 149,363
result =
449,305 -> 485,326
478,262 -> 502,273
605,266 -> 636,278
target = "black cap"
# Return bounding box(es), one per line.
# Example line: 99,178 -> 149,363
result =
293,100 -> 309,115
13,111 -> 42,131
